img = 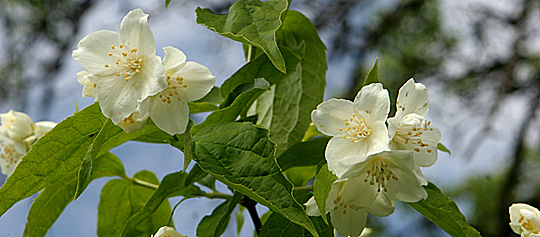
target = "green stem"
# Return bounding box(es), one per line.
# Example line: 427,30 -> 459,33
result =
293,185 -> 313,192
201,192 -> 232,199
168,197 -> 188,226
247,45 -> 253,63
131,177 -> 159,190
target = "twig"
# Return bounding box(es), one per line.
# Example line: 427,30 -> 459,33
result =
241,196 -> 262,236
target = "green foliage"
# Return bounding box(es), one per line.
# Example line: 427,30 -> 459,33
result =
363,58 -> 379,87
438,143 -> 451,155
121,171 -> 205,236
192,122 -> 319,236
165,0 -> 171,9
197,192 -> 243,237
98,170 -> 171,237
313,164 -> 336,224
260,212 -> 333,237
0,103 -> 161,218
407,182 -> 481,237
276,137 -> 329,170
24,153 -> 125,237
196,0 -> 290,72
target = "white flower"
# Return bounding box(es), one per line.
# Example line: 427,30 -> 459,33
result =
340,150 -> 427,205
0,110 -> 56,176
72,9 -> 166,124
387,79 -> 441,168
140,46 -> 216,135
152,226 -> 186,237
0,128 -> 26,176
0,110 -> 34,141
312,83 -> 390,177
510,203 -> 540,237
305,178 -> 395,237
114,106 -> 149,133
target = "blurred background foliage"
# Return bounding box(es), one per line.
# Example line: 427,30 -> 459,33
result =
1,0 -> 540,236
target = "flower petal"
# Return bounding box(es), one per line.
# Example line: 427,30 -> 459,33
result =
72,30 -> 122,76
146,94 -> 190,135
330,200 -> 368,237
1,110 -> 35,140
304,197 -> 321,216
367,193 -> 395,217
133,54 -> 167,102
162,46 -> 187,70
353,83 -> 390,125
120,9 -> 156,56
395,78 -> 429,118
326,137 -> 368,177
170,61 -> 216,102
77,71 -> 98,100
96,75 -> 142,123
390,113 -> 441,167
312,99 -> 354,137
383,151 -> 428,202
34,121 -> 56,139
339,177 -> 379,208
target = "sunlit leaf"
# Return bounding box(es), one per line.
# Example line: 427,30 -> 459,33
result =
313,164 -> 336,224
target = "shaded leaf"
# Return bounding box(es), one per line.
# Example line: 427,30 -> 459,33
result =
98,171 -> 171,237
260,212 -> 333,237
362,58 -> 379,87
276,137 -> 329,170
188,102 -> 219,115
196,0 -> 289,72
407,182 -> 481,237
313,164 -> 336,224
197,192 -> 243,237
192,122 -> 318,236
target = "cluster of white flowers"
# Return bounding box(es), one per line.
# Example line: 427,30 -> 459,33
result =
306,79 -> 442,236
0,110 -> 56,176
73,9 -> 216,135
510,203 -> 540,237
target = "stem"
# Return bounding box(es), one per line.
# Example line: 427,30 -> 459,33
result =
201,192 -> 232,199
241,196 -> 262,236
246,45 -> 253,63
131,177 -> 159,190
168,197 -> 188,226
294,185 -> 313,192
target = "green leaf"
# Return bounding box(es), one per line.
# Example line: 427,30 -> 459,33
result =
0,103 -> 162,218
407,182 -> 481,237
192,122 -> 319,237
98,171 -> 171,237
220,46 -> 303,99
165,0 -> 171,9
302,124 -> 324,141
191,79 -> 270,135
313,164 -> 336,224
285,166 -> 317,187
260,212 -> 333,237
194,86 -> 223,104
236,207 -> 245,235
183,120 -> 194,171
74,118 -> 115,200
188,102 -> 219,114
438,143 -> 451,155
24,153 -> 125,237
197,192 -> 243,237
276,137 -> 329,170
220,78 -> 272,109
263,10 -> 327,156
121,171 -> 204,236
185,163 -> 208,186
196,0 -> 289,72
362,58 -> 379,87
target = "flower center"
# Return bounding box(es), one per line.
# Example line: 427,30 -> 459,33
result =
393,121 -> 433,153
0,143 -> 20,169
519,215 -> 539,233
363,158 -> 398,192
158,76 -> 188,104
106,44 -> 143,81
339,113 -> 371,143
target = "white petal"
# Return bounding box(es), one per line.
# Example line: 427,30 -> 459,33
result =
153,226 -> 186,237
365,121 -> 390,153
120,9 -> 156,56
0,110 -> 35,140
133,54 -> 167,101
96,76 -> 142,123
330,202 -> 368,237
162,46 -> 187,70
383,151 -> 428,202
326,137 -> 368,177
34,121 -> 56,139
367,193 -> 395,217
77,71 -> 98,100
304,197 -> 322,216
353,83 -> 390,125
147,94 -> 189,135
340,176 -> 379,208
312,99 -> 354,137
170,61 -> 216,102
0,140 -> 24,176
72,30 -> 122,76
390,113 -> 441,167
114,108 -> 149,133
395,78 -> 429,118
